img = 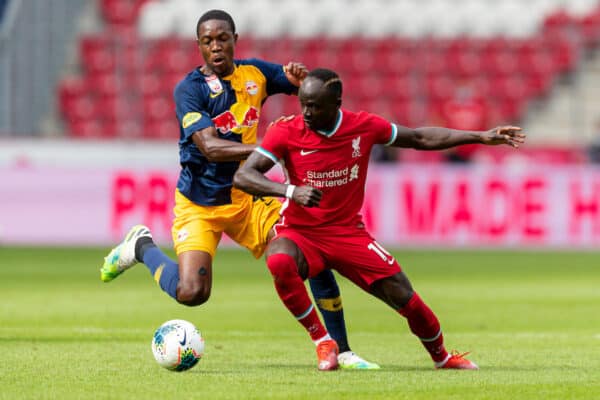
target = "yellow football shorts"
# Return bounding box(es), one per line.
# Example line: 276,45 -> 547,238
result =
171,188 -> 282,258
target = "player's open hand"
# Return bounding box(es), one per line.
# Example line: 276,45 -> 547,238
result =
482,126 -> 525,148
267,115 -> 294,129
292,185 -> 322,207
284,62 -> 308,87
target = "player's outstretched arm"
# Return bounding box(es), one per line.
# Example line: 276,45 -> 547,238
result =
192,126 -> 257,162
390,125 -> 525,150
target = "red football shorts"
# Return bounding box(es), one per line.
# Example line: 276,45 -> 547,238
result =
274,224 -> 402,291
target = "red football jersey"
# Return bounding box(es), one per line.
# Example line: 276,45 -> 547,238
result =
257,109 -> 397,228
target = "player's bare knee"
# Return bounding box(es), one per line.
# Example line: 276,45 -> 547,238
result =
371,273 -> 414,309
391,273 -> 414,306
395,288 -> 414,307
176,283 -> 211,306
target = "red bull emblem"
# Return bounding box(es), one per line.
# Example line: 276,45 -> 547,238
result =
245,80 -> 259,95
205,74 -> 223,94
212,103 -> 260,134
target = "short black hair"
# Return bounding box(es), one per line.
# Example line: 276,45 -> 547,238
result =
306,68 -> 343,98
196,9 -> 236,38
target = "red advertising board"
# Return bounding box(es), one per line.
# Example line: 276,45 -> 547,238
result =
2,164 -> 600,248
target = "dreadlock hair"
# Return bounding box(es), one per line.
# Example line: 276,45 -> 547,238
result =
196,9 -> 236,38
306,68 -> 343,98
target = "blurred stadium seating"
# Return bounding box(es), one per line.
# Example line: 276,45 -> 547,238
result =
46,0 -> 600,162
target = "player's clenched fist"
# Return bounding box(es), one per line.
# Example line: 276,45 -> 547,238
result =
292,185 -> 323,207
283,62 -> 308,87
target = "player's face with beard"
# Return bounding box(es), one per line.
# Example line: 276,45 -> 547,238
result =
197,19 -> 238,77
299,78 -> 340,132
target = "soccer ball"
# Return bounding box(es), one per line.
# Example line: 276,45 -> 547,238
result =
151,319 -> 204,371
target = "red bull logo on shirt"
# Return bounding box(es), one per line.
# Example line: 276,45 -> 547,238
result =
212,103 -> 260,134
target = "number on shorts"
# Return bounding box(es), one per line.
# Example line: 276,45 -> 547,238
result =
367,241 -> 395,264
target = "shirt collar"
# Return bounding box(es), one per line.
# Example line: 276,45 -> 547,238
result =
316,110 -> 343,137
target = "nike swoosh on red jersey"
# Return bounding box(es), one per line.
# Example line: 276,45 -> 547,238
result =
300,149 -> 319,156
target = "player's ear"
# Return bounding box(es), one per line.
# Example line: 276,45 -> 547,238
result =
233,33 -> 238,44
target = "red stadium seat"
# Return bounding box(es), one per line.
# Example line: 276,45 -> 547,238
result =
142,118 -> 179,140
390,99 -> 430,127
415,48 -> 447,77
578,8 -> 600,48
547,33 -> 580,74
440,92 -> 489,131
121,47 -> 141,73
159,72 -> 184,97
94,93 -> 141,123
100,0 -> 148,26
348,46 -> 379,74
426,74 -> 455,102
522,69 -> 554,97
58,77 -> 88,115
94,95 -> 118,122
542,9 -> 574,35
364,97 -> 397,121
386,74 -> 420,101
88,72 -> 120,98
116,119 -> 144,139
143,95 -> 174,122
480,46 -> 520,77
63,96 -> 98,123
379,48 -> 415,75
468,75 -> 492,98
82,47 -> 117,75
447,48 -> 482,79
138,72 -> 162,97
80,34 -> 114,61
260,36 -> 298,65
69,119 -> 116,139
516,38 -> 559,82
163,47 -> 196,75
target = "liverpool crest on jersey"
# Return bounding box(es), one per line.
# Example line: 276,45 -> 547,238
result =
352,136 -> 362,158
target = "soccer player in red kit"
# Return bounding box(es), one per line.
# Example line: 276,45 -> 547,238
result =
233,68 -> 525,371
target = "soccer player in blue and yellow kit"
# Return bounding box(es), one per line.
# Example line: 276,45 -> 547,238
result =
100,9 -> 378,369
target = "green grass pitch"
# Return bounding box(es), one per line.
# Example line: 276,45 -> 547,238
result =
1,247 -> 599,399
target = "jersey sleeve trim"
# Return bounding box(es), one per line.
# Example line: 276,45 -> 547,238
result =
385,123 -> 398,146
256,146 -> 279,163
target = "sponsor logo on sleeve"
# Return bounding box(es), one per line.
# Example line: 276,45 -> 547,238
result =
182,112 -> 202,129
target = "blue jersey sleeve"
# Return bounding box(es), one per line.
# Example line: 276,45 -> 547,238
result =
239,58 -> 297,96
174,79 -> 213,141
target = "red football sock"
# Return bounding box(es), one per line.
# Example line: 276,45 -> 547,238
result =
398,292 -> 448,363
266,253 -> 327,341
